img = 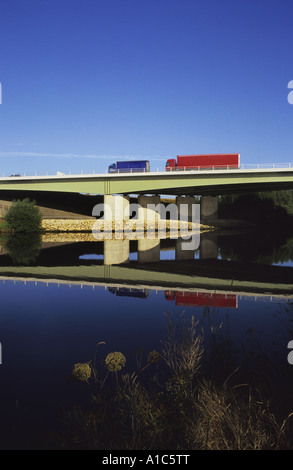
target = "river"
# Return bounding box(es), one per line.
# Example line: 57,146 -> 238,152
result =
0,226 -> 293,449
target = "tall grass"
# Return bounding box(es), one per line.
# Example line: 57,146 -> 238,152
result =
57,313 -> 293,450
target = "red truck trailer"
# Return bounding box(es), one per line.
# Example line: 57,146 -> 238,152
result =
165,290 -> 238,309
166,153 -> 240,171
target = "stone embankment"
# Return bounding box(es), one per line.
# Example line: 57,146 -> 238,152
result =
41,218 -> 96,232
40,218 -> 208,242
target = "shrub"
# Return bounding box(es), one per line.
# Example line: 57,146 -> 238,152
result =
5,232 -> 41,264
4,198 -> 42,232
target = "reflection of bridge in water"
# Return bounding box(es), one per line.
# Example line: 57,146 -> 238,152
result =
0,230 -> 292,298
0,253 -> 292,301
0,277 -> 292,310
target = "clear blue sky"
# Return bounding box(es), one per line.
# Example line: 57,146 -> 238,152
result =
0,0 -> 293,176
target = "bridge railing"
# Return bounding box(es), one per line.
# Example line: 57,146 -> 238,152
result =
2,162 -> 293,178
240,162 -> 293,169
164,162 -> 293,172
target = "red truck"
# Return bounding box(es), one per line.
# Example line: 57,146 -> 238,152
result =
166,153 -> 240,171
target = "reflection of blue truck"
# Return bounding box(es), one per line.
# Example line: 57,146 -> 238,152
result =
108,287 -> 149,298
108,160 -> 150,173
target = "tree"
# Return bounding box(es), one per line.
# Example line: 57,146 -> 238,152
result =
4,198 -> 42,232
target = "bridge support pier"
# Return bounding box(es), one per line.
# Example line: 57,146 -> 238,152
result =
138,238 -> 160,263
104,194 -> 130,226
176,238 -> 195,260
104,239 -> 130,265
200,196 -> 218,224
137,195 -> 161,232
175,196 -> 200,255
102,195 -> 131,265
200,233 -> 218,259
176,196 -> 198,222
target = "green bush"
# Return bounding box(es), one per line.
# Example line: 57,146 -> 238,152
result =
5,232 -> 41,264
4,198 -> 42,232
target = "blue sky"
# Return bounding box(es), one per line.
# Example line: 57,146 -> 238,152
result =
0,0 -> 293,176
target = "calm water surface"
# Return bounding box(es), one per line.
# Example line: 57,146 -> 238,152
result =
0,228 -> 293,449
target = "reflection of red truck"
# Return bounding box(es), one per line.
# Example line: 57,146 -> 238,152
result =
165,290 -> 238,309
166,154 -> 240,171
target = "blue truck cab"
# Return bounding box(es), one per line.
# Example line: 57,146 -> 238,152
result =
108,160 -> 150,173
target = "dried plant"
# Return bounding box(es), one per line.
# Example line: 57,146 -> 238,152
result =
161,313 -> 203,383
61,313 -> 293,450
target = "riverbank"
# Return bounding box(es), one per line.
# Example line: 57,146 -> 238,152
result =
40,217 -> 256,234
0,217 -> 255,237
40,218 -> 212,235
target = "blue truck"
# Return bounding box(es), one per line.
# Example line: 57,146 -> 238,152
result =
108,160 -> 150,173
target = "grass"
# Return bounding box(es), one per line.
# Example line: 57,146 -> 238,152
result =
54,313 -> 293,450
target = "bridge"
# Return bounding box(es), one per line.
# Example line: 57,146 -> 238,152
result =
1,276 -> 293,308
1,164 -> 293,224
0,229 -> 292,295
0,165 -> 293,196
0,224 -> 292,294
0,257 -> 292,296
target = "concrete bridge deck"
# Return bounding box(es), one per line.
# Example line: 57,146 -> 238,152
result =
0,166 -> 293,196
